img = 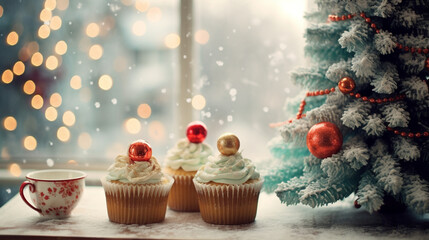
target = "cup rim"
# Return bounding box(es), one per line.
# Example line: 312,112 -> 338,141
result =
26,169 -> 87,182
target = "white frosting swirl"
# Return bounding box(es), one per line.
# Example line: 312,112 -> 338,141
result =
106,155 -> 163,184
194,152 -> 260,184
165,138 -> 212,171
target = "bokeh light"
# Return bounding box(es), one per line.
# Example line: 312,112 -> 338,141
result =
31,52 -> 44,66
78,132 -> 92,150
63,111 -> 76,126
124,118 -> 141,134
164,33 -> 180,49
57,0 -> 69,11
23,80 -> 36,95
0,5 -> 3,18
9,163 -> 22,177
70,75 -> 82,90
50,92 -> 62,107
98,74 -> 113,90
86,23 -> 100,38
192,94 -> 206,110
1,69 -> 13,84
132,21 -> 146,36
40,8 -> 52,22
50,16 -> 62,30
45,0 -> 56,10
23,136 -> 37,151
45,55 -> 59,70
89,44 -> 103,60
147,7 -> 162,22
3,116 -> 17,131
195,29 -> 210,45
6,31 -> 19,46
149,121 -> 166,141
57,126 -> 71,142
55,40 -> 67,55
135,0 -> 150,12
13,61 -> 25,76
137,103 -> 151,119
45,106 -> 58,121
31,95 -> 44,109
38,24 -> 51,39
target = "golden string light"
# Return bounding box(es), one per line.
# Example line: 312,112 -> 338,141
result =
50,16 -> 62,30
56,0 -> 69,11
86,23 -> 100,38
31,94 -> 44,109
135,0 -> 150,12
62,110 -> 76,126
40,8 -> 52,22
98,74 -> 113,90
44,0 -> 56,10
0,5 -> 3,18
45,106 -> 58,121
57,126 -> 71,142
132,21 -> 146,36
23,136 -> 37,151
195,30 -> 210,45
3,116 -> 17,131
23,80 -> 36,95
9,163 -> 22,177
1,69 -> 14,84
192,95 -> 206,110
6,31 -> 19,46
45,55 -> 59,70
31,52 -> 44,67
50,92 -> 62,107
89,44 -> 103,60
55,40 -> 67,55
164,33 -> 180,49
12,61 -> 25,76
70,75 -> 82,89
124,118 -> 141,134
147,7 -> 162,22
137,103 -> 151,118
38,24 -> 51,39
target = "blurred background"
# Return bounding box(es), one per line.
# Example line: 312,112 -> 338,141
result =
0,0 -> 307,205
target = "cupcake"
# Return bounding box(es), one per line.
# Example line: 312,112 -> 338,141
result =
164,121 -> 212,211
193,133 -> 263,225
101,140 -> 174,224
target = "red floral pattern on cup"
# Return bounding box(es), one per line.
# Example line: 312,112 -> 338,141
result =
20,170 -> 86,218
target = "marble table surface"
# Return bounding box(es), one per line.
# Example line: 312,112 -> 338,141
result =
0,186 -> 428,240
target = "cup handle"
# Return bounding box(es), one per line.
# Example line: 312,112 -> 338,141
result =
19,181 -> 42,213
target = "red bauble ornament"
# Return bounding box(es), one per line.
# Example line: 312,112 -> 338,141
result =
186,121 -> 207,143
354,199 -> 361,209
128,140 -> 152,162
338,77 -> 356,94
306,122 -> 343,159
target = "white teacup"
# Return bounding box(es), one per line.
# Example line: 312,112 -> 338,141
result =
19,169 -> 86,218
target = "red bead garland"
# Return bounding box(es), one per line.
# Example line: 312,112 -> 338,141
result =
386,126 -> 429,138
328,12 -> 429,55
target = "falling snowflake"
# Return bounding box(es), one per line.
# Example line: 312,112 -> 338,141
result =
263,107 -> 269,112
6,189 -> 11,194
96,128 -> 100,132
161,88 -> 167,94
47,158 -> 54,167
219,120 -> 224,125
219,46 -> 224,51
216,61 -> 224,66
229,88 -> 237,96
111,98 -> 117,104
49,141 -> 53,146
227,115 -> 233,122
186,98 -> 191,103
95,102 -> 101,108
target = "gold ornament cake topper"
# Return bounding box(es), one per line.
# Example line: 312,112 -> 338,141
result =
217,133 -> 240,156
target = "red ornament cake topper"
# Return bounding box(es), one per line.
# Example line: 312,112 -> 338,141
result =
306,122 -> 343,159
186,121 -> 207,143
128,140 -> 152,163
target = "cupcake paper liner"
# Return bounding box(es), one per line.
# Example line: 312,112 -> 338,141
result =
167,174 -> 200,212
101,176 -> 174,224
193,179 -> 264,225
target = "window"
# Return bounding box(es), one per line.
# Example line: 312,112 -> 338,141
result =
0,0 -> 307,174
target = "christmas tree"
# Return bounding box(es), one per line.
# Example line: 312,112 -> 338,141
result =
267,0 -> 429,214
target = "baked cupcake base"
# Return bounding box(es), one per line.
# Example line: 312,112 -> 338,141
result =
164,167 -> 199,212
101,176 -> 174,224
193,179 -> 264,225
